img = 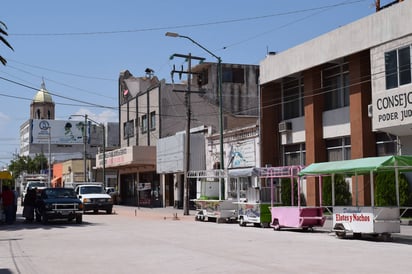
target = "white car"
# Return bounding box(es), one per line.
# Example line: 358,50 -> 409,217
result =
22,181 -> 47,206
75,184 -> 113,214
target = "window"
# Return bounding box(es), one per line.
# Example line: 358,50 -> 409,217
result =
283,143 -> 306,166
150,111 -> 156,130
323,62 -> 349,110
376,132 -> 397,156
222,67 -> 244,83
326,137 -> 351,161
141,115 -> 147,133
123,120 -> 134,139
385,46 -> 412,89
282,76 -> 304,119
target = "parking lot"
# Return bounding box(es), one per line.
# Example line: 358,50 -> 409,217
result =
1,205 -> 412,274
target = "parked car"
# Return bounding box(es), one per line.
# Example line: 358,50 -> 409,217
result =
35,188 -> 83,224
105,187 -> 120,204
75,184 -> 113,214
22,181 -> 47,206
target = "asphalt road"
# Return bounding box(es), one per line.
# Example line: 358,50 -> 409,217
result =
1,205 -> 412,274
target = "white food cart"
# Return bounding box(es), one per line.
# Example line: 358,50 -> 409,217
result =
299,155 -> 412,240
188,170 -> 238,223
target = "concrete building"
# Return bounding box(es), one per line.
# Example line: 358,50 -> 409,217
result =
20,82 -> 119,186
259,0 -> 411,206
104,62 -> 259,207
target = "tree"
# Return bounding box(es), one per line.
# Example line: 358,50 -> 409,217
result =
8,154 -> 49,180
375,171 -> 410,206
322,174 -> 352,206
0,20 -> 14,65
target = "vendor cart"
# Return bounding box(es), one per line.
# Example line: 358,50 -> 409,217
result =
233,168 -> 273,228
0,171 -> 13,223
188,170 -> 237,223
268,165 -> 326,231
299,155 -> 412,239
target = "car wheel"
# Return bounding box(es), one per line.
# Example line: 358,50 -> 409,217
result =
75,214 -> 83,224
106,208 -> 112,214
239,217 -> 246,227
93,209 -> 98,214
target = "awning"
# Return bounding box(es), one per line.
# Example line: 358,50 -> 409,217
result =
0,171 -> 12,180
228,168 -> 254,177
299,155 -> 412,176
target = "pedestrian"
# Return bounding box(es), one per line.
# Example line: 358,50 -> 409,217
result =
12,186 -> 18,221
1,185 -> 14,224
23,188 -> 36,222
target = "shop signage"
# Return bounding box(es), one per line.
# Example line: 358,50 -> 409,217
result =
374,90 -> 412,125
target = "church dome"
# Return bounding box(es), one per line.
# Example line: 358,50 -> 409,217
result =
33,81 -> 53,103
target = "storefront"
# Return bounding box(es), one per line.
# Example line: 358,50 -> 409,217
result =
96,146 -> 160,207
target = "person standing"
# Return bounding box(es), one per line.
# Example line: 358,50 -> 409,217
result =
23,188 -> 36,222
1,185 -> 14,224
12,186 -> 18,221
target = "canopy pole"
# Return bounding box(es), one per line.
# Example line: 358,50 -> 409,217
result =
355,172 -> 358,206
319,176 -> 322,207
395,160 -> 400,207
331,174 -> 335,206
370,170 -> 374,207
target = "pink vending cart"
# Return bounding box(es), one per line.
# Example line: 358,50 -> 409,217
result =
267,165 -> 326,231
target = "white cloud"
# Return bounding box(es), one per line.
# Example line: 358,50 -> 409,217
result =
72,108 -> 118,124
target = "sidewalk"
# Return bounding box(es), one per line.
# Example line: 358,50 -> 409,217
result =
112,205 -> 198,222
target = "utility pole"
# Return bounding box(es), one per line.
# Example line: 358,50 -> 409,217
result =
170,53 -> 205,215
83,114 -> 88,182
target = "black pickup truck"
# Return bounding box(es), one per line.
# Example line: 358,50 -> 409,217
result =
35,188 -> 83,224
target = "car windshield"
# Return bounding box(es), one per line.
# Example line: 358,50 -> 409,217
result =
81,186 -> 104,194
28,182 -> 46,188
44,188 -> 77,199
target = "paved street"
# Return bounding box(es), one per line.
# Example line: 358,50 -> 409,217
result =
1,205 -> 412,274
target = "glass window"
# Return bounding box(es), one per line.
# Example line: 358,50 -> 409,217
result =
399,47 -> 411,86
323,62 -> 349,110
385,50 -> 399,89
123,120 -> 134,139
283,143 -> 306,166
150,111 -> 156,130
376,132 -> 397,156
385,46 -> 412,89
141,115 -> 147,133
222,67 -> 244,83
282,76 -> 304,119
326,137 -> 351,161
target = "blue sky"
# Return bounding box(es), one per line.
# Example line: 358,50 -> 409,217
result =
0,0 -> 385,166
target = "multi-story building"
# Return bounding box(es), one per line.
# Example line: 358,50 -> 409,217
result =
259,0 -> 411,206
106,62 -> 259,207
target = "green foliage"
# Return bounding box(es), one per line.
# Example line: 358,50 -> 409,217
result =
322,174 -> 352,206
7,154 -> 49,180
0,20 -> 14,65
281,178 -> 298,206
375,172 -> 410,206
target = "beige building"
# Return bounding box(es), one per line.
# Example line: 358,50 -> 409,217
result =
102,62 -> 259,207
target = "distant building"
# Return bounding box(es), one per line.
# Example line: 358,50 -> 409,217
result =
19,82 -> 119,186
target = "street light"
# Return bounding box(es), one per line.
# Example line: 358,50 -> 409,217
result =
69,115 -> 106,186
166,32 -> 225,192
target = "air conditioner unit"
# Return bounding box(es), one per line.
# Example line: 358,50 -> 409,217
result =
278,121 -> 292,133
367,104 -> 373,118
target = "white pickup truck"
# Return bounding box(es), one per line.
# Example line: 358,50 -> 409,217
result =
74,184 -> 113,214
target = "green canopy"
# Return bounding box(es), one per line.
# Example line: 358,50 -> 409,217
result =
299,155 -> 412,176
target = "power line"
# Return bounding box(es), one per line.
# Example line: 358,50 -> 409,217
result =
9,1 -> 368,37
